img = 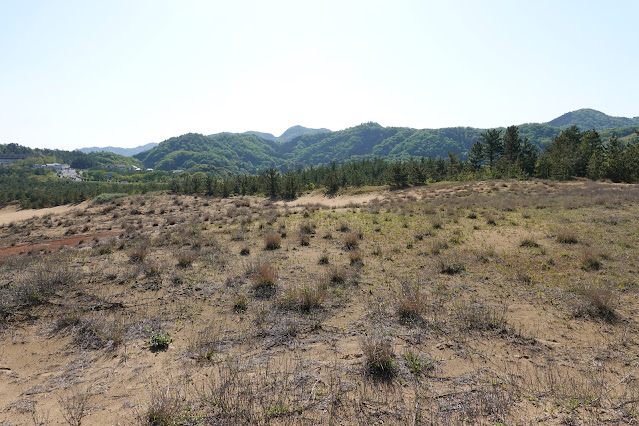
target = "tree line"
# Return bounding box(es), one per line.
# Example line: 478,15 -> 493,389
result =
167,125 -> 639,198
1,125 -> 638,208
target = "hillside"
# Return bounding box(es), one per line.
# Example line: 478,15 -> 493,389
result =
546,108 -> 639,130
134,132 -> 279,175
117,109 -> 639,175
136,122 -> 562,174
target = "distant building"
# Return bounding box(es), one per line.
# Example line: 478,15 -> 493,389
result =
0,154 -> 28,165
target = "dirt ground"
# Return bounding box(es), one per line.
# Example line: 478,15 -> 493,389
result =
1,180 -> 639,425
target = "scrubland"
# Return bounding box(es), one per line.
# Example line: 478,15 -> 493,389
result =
1,179 -> 639,425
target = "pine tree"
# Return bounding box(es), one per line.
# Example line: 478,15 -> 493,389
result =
502,125 -> 522,164
468,141 -> 484,171
478,129 -> 503,170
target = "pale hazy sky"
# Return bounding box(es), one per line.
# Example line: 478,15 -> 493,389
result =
1,0 -> 637,150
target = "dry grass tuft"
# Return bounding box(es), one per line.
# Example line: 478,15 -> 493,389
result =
249,259 -> 279,292
580,248 -> 601,271
343,232 -> 359,250
264,232 -> 281,250
396,283 -> 427,322
556,229 -> 578,244
360,335 -> 395,378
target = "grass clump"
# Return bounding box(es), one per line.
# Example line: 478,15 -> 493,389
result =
279,283 -> 325,313
177,251 -> 195,268
454,301 -> 509,332
571,283 -> 617,322
343,232 -> 359,250
396,283 -> 427,323
187,324 -> 217,362
327,265 -> 352,285
318,252 -> 330,265
264,232 -> 281,250
249,259 -> 279,293
361,335 -> 395,378
520,238 -> 540,248
437,254 -> 466,275
580,249 -> 601,271
233,293 -> 248,312
556,229 -> 578,244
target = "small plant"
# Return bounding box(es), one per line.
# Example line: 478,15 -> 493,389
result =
349,250 -> 363,266
177,251 -> 195,268
240,246 -> 250,256
556,229 -> 578,244
128,246 -> 148,263
59,391 -> 92,426
250,259 -> 279,291
403,351 -> 433,376
337,222 -> 350,232
264,232 -> 281,250
343,232 -> 359,250
299,221 -> 316,235
580,249 -> 601,271
233,293 -> 248,312
327,265 -> 350,285
279,283 -> 325,313
187,324 -> 217,362
318,252 -> 330,265
148,329 -> 173,351
484,213 -> 497,226
299,234 -> 310,246
454,301 -> 508,332
361,335 -> 395,378
437,253 -> 466,275
396,283 -> 427,322
431,239 -> 449,255
571,283 -> 617,322
431,218 -> 443,229
520,238 -> 540,248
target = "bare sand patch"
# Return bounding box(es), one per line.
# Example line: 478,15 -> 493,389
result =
0,203 -> 87,226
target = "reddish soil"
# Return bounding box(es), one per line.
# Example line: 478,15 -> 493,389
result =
0,230 -> 122,257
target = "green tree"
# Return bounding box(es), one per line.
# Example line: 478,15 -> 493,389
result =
502,125 -> 522,164
478,129 -> 503,169
468,140 -> 484,171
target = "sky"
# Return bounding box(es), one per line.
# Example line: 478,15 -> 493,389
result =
1,0 -> 638,151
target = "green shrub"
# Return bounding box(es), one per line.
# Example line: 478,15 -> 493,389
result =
148,329 -> 173,351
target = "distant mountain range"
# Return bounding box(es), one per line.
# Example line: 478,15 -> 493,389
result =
79,142 -> 159,157
210,125 -> 332,143
77,109 -> 638,175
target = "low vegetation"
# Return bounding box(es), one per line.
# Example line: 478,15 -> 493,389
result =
1,179 -> 639,424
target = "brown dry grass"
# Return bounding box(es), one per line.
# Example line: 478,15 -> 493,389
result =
1,181 -> 639,424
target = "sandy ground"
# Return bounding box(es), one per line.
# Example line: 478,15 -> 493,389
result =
0,203 -> 87,227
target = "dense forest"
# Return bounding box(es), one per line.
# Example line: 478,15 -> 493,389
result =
166,126 -> 639,199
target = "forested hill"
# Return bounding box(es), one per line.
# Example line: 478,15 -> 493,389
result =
547,108 -> 639,130
133,133 -> 279,175
132,109 -> 639,175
